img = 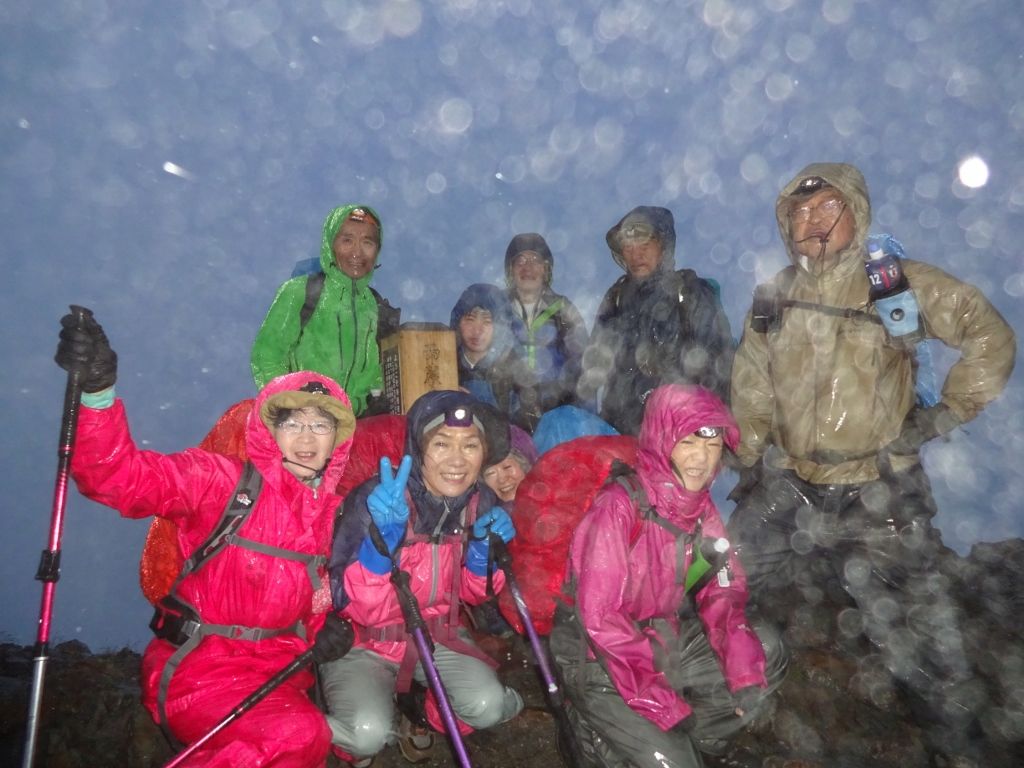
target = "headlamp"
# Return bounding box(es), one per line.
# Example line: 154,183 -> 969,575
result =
619,221 -> 655,244
423,406 -> 485,435
794,176 -> 831,196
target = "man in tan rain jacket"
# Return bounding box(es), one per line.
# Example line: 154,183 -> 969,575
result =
727,162 -> 1015,761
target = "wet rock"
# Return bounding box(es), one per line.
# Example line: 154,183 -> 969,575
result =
2,540 -> 1024,766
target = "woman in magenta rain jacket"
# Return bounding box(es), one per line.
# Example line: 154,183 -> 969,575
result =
550,384 -> 787,768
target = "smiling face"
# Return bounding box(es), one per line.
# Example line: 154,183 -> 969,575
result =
482,456 -> 527,502
788,188 -> 854,262
332,215 -> 380,279
458,308 -> 494,364
273,406 -> 337,482
420,424 -> 485,497
511,251 -> 548,300
669,431 -> 724,492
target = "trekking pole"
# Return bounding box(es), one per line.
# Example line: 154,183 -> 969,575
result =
21,305 -> 90,768
163,649 -> 314,768
490,535 -> 586,768
369,523 -> 473,768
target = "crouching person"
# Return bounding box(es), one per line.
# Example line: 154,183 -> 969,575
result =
550,385 -> 787,768
55,310 -> 357,767
321,391 -> 524,766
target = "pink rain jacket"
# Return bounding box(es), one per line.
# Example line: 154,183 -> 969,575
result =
569,385 -> 766,731
71,372 -> 353,767
340,493 -> 503,664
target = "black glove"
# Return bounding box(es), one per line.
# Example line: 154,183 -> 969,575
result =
362,391 -> 392,417
311,613 -> 355,665
55,309 -> 118,393
727,458 -> 764,503
671,713 -> 697,735
884,404 -> 959,456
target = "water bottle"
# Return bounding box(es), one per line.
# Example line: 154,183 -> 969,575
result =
865,241 -> 922,344
865,236 -> 939,406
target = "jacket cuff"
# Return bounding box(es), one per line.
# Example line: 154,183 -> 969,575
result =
81,388 -> 116,409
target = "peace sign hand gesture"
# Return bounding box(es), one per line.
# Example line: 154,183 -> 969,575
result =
367,455 -> 413,531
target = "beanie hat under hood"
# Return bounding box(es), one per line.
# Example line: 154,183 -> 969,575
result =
605,206 -> 676,275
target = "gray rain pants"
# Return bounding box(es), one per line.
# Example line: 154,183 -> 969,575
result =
549,613 -> 787,768
727,460 -> 975,731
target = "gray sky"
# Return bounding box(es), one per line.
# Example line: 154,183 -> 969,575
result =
2,0 -> 1021,651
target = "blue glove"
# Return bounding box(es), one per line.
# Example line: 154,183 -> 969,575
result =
367,455 -> 412,529
358,524 -> 405,575
358,456 -> 413,575
465,508 -> 516,576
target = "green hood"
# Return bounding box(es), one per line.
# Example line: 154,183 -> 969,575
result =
319,203 -> 384,284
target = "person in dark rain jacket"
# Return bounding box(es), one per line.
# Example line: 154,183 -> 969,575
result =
579,206 -> 734,435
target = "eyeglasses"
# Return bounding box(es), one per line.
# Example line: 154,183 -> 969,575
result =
790,198 -> 845,223
276,420 -> 336,435
513,253 -> 545,267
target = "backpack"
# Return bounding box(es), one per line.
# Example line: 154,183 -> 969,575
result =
494,434 -> 638,635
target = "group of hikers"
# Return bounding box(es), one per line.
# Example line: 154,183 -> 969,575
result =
54,161 -> 1016,768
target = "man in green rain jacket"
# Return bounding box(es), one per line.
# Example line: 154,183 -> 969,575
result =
251,204 -> 399,416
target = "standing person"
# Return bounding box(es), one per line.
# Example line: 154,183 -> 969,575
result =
549,385 -> 786,768
251,204 -> 400,416
503,232 -> 589,414
321,391 -> 524,766
579,206 -> 734,435
727,162 -> 1016,761
55,310 -> 358,767
450,282 -> 540,431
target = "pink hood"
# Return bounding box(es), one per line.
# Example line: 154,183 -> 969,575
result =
636,385 -> 738,529
244,371 -> 354,495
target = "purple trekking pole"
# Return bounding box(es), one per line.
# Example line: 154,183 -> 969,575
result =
369,523 -> 473,768
21,305 -> 89,768
490,535 -> 585,768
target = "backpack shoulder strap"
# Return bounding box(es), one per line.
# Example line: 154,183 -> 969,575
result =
170,462 -> 263,590
750,265 -> 797,333
606,460 -> 656,546
299,271 -> 326,331
370,286 -> 402,341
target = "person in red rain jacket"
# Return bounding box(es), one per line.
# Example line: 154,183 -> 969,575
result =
56,310 -> 357,768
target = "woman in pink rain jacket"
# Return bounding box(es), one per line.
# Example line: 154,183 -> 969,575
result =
550,384 -> 787,768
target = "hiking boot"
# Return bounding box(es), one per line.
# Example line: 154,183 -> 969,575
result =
397,715 -> 434,764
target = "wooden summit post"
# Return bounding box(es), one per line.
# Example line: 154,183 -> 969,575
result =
380,322 -> 459,414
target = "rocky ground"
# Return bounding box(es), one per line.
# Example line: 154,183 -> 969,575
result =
3,539 -> 1023,768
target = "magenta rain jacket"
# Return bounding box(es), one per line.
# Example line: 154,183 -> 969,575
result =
568,384 -> 767,730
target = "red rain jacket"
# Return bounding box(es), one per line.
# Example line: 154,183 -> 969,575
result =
71,372 -> 353,767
